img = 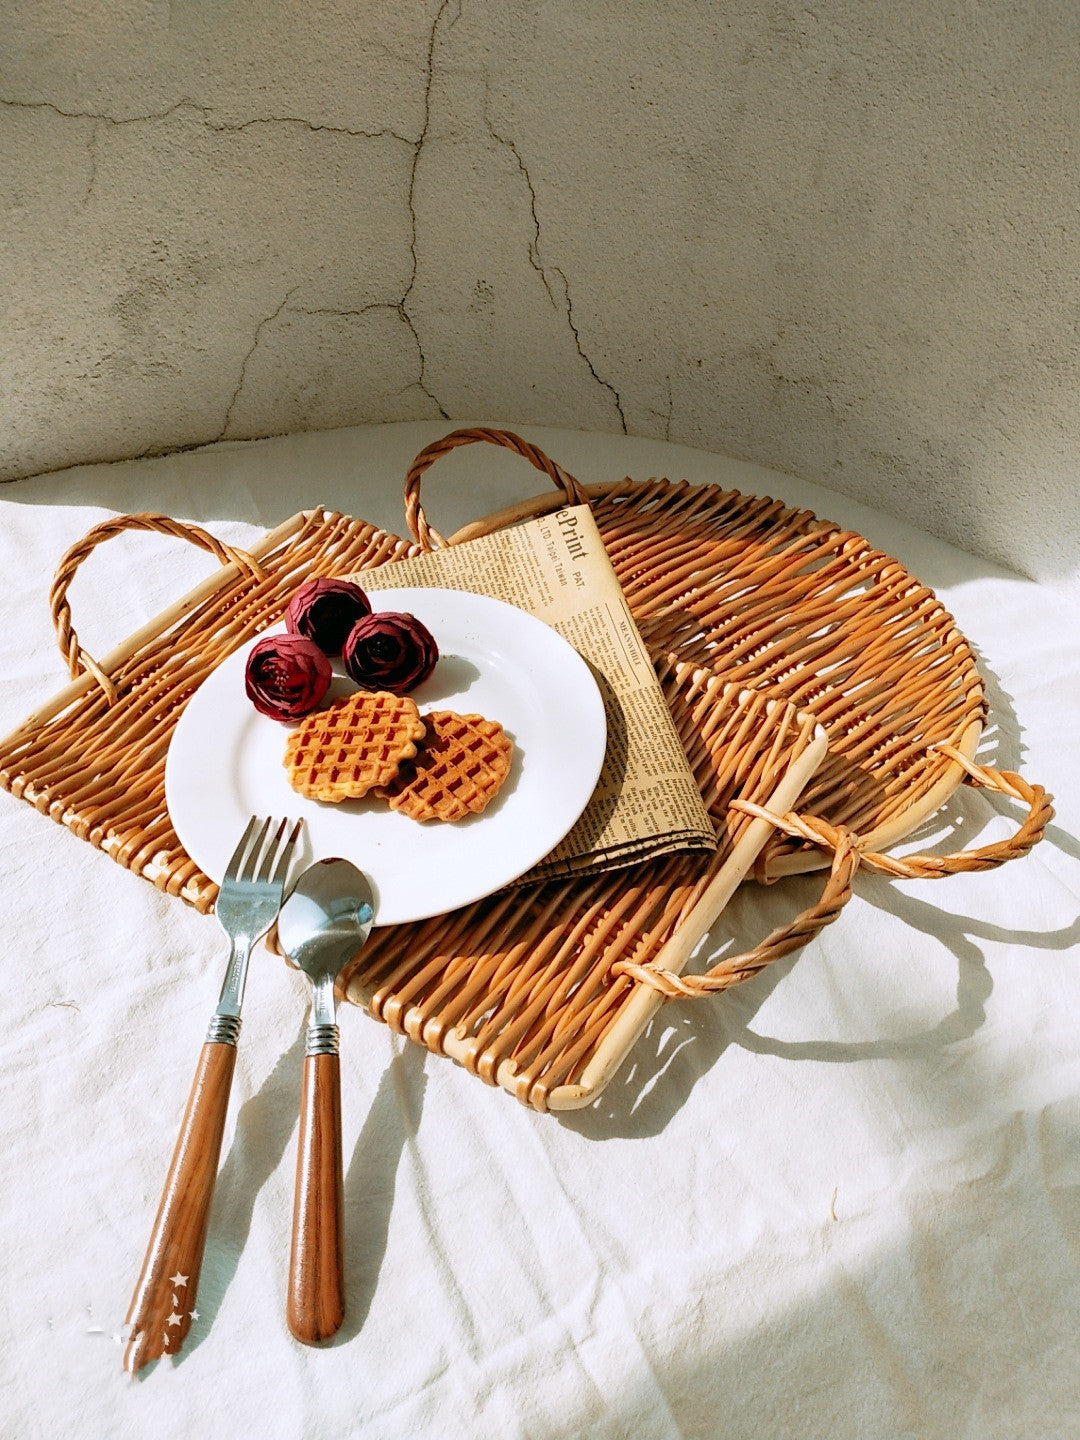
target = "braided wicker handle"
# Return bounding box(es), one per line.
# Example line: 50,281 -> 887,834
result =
404,427 -> 589,552
49,512 -> 264,704
744,747 -> 1053,882
594,751 -> 1051,1005
614,830 -> 860,999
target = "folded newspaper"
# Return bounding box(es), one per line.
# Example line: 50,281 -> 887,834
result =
352,503 -> 716,883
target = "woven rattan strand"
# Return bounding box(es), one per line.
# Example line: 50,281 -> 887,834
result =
0,428 -> 1052,1110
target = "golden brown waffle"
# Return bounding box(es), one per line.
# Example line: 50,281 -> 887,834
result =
283,690 -> 426,802
377,709 -> 514,822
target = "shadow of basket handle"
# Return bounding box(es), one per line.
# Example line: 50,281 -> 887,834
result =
48,512 -> 265,705
612,829 -> 860,999
403,427 -> 589,552
737,747 -> 1053,881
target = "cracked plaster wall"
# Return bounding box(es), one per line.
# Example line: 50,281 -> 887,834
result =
2,1 -> 1079,591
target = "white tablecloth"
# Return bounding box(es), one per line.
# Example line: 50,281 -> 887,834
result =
2,423 -> 1078,1440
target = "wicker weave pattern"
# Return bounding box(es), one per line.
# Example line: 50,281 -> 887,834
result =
592,480 -> 1016,876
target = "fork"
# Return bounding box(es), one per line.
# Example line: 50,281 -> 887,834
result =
123,816 -> 303,1375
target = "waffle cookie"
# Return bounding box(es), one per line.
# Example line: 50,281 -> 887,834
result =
283,690 -> 426,802
377,709 -> 514,822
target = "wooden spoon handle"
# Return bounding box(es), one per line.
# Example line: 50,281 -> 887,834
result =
287,1044 -> 345,1344
123,1039 -> 237,1373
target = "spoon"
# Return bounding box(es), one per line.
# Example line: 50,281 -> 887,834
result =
276,858 -> 376,1345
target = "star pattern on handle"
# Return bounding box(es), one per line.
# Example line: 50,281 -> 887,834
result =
121,1273 -> 202,1371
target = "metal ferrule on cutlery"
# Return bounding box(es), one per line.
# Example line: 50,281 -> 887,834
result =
205,1011 -> 243,1045
306,974 -> 341,1056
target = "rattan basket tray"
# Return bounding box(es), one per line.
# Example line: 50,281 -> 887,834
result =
0,428 -> 1052,1111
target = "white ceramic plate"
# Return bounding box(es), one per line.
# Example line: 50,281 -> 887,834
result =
165,588 -> 607,925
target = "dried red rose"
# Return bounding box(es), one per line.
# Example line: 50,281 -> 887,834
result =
285,577 -> 372,656
342,611 -> 439,695
244,632 -> 332,721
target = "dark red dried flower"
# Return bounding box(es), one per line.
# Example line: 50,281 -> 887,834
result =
342,611 -> 439,695
244,632 -> 332,721
284,577 -> 372,657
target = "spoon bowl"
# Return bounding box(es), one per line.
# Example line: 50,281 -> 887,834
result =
278,858 -> 376,997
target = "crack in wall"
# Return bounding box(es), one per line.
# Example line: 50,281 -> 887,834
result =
661,374 -> 674,441
0,95 -> 196,126
483,105 -> 626,432
289,302 -> 402,320
0,93 -> 414,146
3,87 -> 448,428
219,296 -> 448,437
218,289 -> 298,439
550,264 -> 627,431
401,0 -> 459,306
206,113 -> 413,146
396,303 -> 450,418
399,0 -> 460,421
290,300 -> 449,418
483,102 -> 560,312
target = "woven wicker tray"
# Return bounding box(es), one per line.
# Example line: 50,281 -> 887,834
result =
0,428 -> 1052,1111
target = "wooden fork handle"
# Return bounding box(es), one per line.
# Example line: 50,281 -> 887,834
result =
123,1039 -> 237,1374
287,1046 -> 345,1344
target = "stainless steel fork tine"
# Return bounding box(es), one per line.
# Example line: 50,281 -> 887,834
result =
238,816 -> 273,884
252,823 -> 285,887
222,814 -> 262,886
254,819 -> 288,885
270,819 -> 304,891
